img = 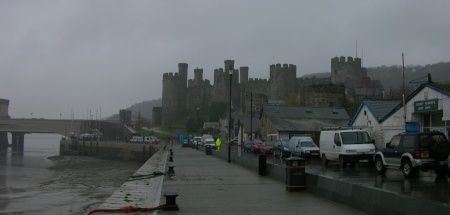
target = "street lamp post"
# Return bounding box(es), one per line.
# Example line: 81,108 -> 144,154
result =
228,70 -> 232,163
196,107 -> 199,150
250,91 -> 253,141
187,117 -> 190,145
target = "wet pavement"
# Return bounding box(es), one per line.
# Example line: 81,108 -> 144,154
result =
158,144 -> 366,215
208,145 -> 450,214
272,155 -> 450,205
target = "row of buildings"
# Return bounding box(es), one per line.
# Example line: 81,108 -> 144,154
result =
234,82 -> 450,149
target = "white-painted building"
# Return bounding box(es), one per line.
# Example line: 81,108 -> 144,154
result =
351,83 -> 450,149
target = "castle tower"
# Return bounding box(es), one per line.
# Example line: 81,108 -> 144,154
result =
178,63 -> 188,88
331,56 -> 362,84
162,63 -> 189,127
269,63 -> 297,100
194,68 -> 203,85
224,60 -> 234,72
240,66 -> 249,84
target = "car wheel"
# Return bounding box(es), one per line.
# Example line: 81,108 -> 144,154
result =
402,159 -> 417,178
339,156 -> 347,168
321,154 -> 329,166
375,157 -> 386,174
434,166 -> 447,177
433,141 -> 450,161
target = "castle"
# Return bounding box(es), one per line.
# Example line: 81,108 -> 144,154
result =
156,57 -> 383,128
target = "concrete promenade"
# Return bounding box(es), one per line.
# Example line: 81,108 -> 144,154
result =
92,142 -> 450,215
157,144 -> 365,215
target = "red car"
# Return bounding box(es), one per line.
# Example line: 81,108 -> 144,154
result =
250,139 -> 265,153
259,141 -> 274,154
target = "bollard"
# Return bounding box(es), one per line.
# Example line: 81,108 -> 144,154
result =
259,154 -> 267,176
205,146 -> 212,155
163,192 -> 179,211
168,164 -> 175,174
169,155 -> 173,162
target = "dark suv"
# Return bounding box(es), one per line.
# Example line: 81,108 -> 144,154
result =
374,132 -> 450,177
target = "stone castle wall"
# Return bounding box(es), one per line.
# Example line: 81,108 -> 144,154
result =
159,55 -> 379,128
162,63 -> 188,127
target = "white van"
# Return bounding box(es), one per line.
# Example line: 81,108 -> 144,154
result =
288,136 -> 319,159
319,128 -> 375,167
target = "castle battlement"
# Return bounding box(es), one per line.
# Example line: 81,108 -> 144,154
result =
270,63 -> 296,70
331,56 -> 361,65
248,78 -> 268,82
163,72 -> 181,79
214,68 -> 239,76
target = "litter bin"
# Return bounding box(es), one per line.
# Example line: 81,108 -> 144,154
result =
259,154 -> 267,176
285,157 -> 306,191
205,146 -> 212,155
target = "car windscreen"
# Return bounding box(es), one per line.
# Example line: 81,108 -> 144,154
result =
300,141 -> 316,147
341,132 -> 372,145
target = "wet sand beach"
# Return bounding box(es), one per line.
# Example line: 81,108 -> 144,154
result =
0,133 -> 142,215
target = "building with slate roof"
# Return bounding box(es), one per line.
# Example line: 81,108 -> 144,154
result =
351,83 -> 450,149
260,105 -> 350,144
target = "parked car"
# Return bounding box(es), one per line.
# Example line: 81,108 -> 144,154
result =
374,131 -> 450,177
288,136 -> 319,159
250,139 -> 264,153
203,138 -> 216,148
273,139 -> 291,158
320,129 -> 376,167
193,137 -> 202,146
243,140 -> 253,153
201,134 -> 214,146
259,141 -> 274,155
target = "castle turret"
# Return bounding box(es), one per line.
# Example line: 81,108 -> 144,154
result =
224,60 -> 234,72
269,63 -> 297,100
178,63 -> 188,87
162,63 -> 189,127
194,68 -> 203,84
331,56 -> 362,84
240,66 -> 249,84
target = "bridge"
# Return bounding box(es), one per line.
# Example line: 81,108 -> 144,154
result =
0,118 -> 135,152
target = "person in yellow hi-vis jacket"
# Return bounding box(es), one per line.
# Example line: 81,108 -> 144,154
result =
215,138 -> 222,151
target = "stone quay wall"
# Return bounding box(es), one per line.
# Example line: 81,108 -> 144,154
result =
60,140 -> 164,163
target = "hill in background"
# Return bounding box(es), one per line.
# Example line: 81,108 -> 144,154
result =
367,62 -> 450,92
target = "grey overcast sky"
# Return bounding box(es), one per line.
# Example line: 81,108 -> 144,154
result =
1,0 -> 449,119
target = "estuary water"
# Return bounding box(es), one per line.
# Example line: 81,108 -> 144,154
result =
0,133 -> 142,215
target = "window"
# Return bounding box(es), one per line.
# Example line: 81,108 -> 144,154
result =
402,135 -> 415,148
340,131 -> 372,144
334,133 -> 341,145
389,136 -> 400,148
